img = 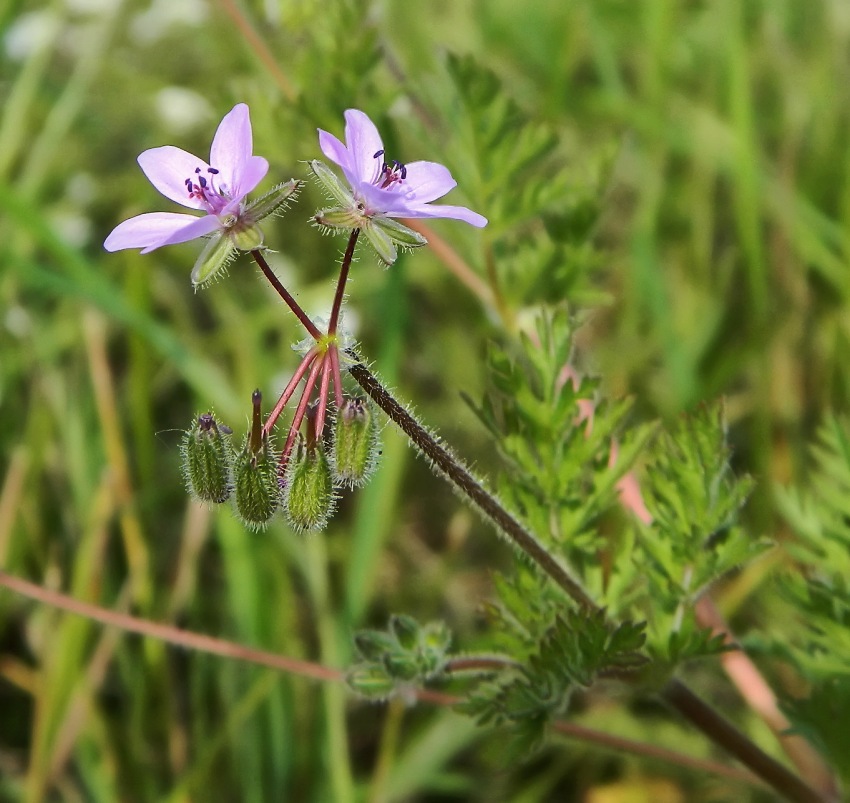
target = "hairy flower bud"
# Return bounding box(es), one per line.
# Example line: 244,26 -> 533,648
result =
232,390 -> 280,530
346,664 -> 395,700
283,443 -> 335,533
331,397 -> 379,488
181,413 -> 233,504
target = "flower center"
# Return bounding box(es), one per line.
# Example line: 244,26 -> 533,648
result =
184,166 -> 230,214
372,149 -> 407,190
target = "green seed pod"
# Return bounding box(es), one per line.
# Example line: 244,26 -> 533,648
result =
181,413 -> 234,504
346,664 -> 396,700
331,397 -> 379,489
284,444 -> 335,533
232,390 -> 280,530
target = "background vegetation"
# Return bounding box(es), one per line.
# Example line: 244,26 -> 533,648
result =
1,0 -> 849,800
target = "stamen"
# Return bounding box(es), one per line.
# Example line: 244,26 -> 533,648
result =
373,149 -> 384,159
198,176 -> 208,188
208,167 -> 219,174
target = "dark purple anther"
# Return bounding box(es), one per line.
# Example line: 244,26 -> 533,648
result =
198,176 -> 207,188
373,149 -> 384,159
208,167 -> 219,174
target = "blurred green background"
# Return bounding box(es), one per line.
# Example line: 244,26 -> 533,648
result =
1,0 -> 849,800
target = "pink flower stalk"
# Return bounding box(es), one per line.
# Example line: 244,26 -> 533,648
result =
318,109 -> 487,227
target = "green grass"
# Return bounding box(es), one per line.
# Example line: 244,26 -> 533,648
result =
1,0 -> 849,800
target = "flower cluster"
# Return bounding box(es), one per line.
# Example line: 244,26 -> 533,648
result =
107,104 -> 487,531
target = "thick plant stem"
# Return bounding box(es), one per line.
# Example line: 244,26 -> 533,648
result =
347,356 -> 829,803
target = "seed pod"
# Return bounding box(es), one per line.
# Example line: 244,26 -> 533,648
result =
331,397 -> 379,489
284,444 -> 335,532
232,390 -> 280,530
181,413 -> 233,504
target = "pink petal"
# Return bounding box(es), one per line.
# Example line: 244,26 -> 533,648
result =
210,103 -> 253,187
155,213 -> 221,248
139,146 -> 209,209
103,212 -> 207,252
343,109 -> 384,185
229,155 -> 268,200
401,161 -> 457,203
400,203 -> 488,228
318,129 -> 351,171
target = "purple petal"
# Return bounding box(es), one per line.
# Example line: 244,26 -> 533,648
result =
343,109 -> 384,185
103,212 -> 209,252
400,204 -> 488,228
318,129 -> 352,172
139,146 -> 209,209
400,161 -> 457,204
229,155 -> 269,200
155,213 -> 221,248
210,103 -> 253,188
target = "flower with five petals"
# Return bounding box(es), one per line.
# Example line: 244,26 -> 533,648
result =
311,109 -> 487,265
104,103 -> 300,286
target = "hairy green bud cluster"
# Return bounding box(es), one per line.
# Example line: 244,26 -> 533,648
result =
331,397 -> 379,488
347,615 -> 453,699
181,413 -> 234,504
284,442 -> 335,533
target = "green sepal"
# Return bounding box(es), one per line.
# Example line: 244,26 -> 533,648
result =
315,207 -> 363,230
283,446 -> 335,533
191,232 -> 237,287
363,222 -> 397,266
372,216 -> 427,249
309,159 -> 355,207
229,223 -> 264,251
245,179 -> 303,221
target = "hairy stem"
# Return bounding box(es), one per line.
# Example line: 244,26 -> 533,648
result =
346,356 -> 829,803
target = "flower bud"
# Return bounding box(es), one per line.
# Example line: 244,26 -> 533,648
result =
181,413 -> 234,504
283,444 -> 335,532
331,397 -> 379,489
346,664 -> 396,700
389,614 -> 420,652
354,630 -> 397,662
383,652 -> 420,681
232,390 -> 280,530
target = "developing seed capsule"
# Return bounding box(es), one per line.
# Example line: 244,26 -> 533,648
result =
331,397 -> 379,489
232,390 -> 280,530
283,443 -> 335,533
181,413 -> 234,504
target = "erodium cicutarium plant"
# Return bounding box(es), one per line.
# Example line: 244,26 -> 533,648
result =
101,104 -> 835,803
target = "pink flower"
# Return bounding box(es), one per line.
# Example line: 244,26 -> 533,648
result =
311,109 -> 487,264
105,103 -> 268,253
318,109 -> 487,227
104,104 -> 299,286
